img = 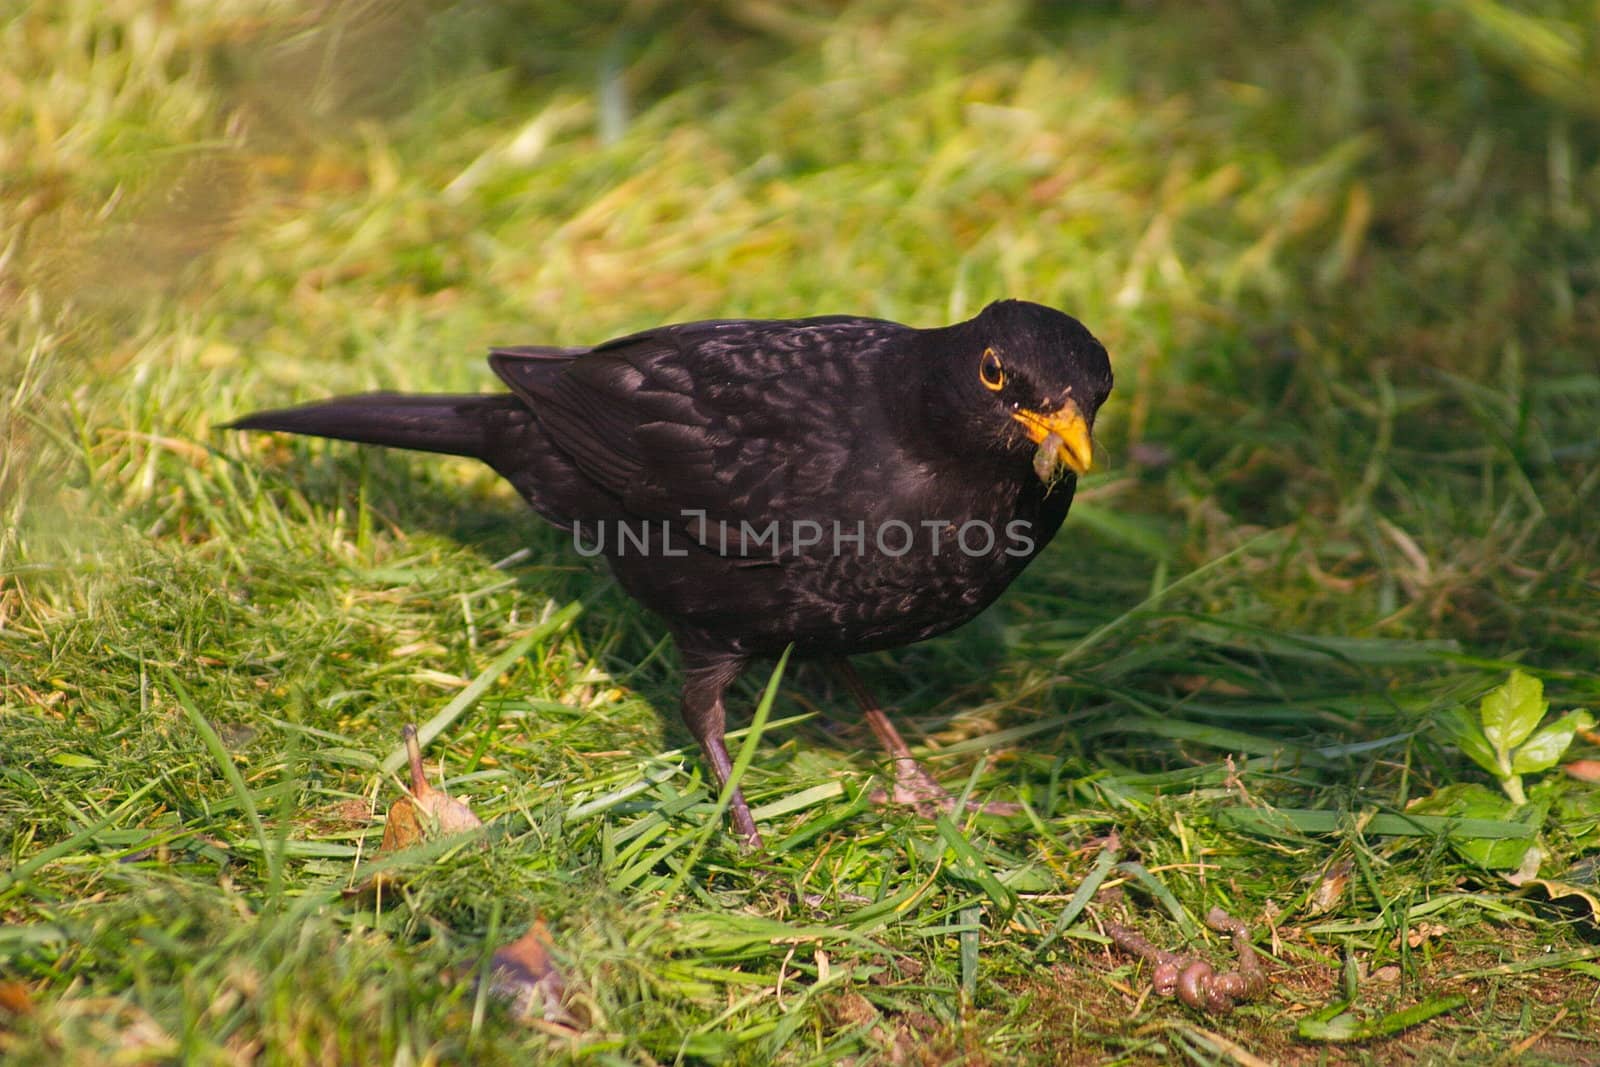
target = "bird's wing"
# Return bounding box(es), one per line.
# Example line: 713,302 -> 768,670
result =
489,319 -> 906,554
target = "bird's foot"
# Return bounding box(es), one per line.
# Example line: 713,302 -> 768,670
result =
728,792 -> 764,850
870,757 -> 1021,818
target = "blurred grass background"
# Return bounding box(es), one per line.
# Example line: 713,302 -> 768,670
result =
3,0 -> 1599,1062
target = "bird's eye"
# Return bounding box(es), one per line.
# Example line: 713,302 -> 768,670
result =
979,348 -> 1005,391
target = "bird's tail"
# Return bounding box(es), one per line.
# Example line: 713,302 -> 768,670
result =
225,393 -> 528,460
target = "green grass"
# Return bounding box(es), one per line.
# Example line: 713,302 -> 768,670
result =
4,0 -> 1600,1062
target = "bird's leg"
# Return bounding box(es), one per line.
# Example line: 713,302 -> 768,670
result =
680,659 -> 762,847
833,660 -> 1019,817
834,660 -> 953,816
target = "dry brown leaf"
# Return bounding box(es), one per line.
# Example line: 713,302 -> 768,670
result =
828,990 -> 878,1029
379,724 -> 482,852
0,980 -> 35,1017
1170,674 -> 1252,698
1562,759 -> 1600,783
346,724 -> 483,896
1516,875 -> 1600,927
1308,858 -> 1353,915
822,990 -> 950,1064
487,918 -> 575,1025
1390,922 -> 1447,949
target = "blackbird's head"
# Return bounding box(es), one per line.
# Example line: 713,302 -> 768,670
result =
930,300 -> 1112,482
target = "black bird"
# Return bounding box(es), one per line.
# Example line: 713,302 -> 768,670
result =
229,300 -> 1112,844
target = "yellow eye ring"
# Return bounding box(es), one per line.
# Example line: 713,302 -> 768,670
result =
979,348 -> 1005,391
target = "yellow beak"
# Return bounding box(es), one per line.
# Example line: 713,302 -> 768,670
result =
1012,399 -> 1093,478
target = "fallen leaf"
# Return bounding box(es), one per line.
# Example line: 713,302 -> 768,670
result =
828,990 -> 878,1029
346,724 -> 483,896
1563,759 -> 1600,783
0,981 -> 34,1016
380,724 -> 482,851
1171,674 -> 1252,697
487,918 -> 574,1025
1390,922 -> 1447,949
1309,858 -> 1353,915
1515,856 -> 1600,928
1504,844 -> 1545,887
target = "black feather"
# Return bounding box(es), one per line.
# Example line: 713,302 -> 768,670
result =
225,393 -> 527,460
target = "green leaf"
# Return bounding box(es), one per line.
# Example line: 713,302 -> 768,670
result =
1444,705 -> 1501,777
1034,845 -> 1119,957
1408,782 -> 1515,820
1459,838 -> 1540,872
1558,787 -> 1600,849
1512,710 -> 1595,775
1480,670 -> 1546,756
1409,782 -> 1543,870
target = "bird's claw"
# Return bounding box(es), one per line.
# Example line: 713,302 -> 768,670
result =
870,758 -> 1021,818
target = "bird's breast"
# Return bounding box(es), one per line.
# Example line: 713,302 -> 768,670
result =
625,471 -> 1074,659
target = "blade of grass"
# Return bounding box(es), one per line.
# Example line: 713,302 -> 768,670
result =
0,776 -> 167,899
933,813 -> 1017,918
1218,807 -> 1538,839
1117,861 -> 1199,937
958,905 -> 981,998
164,669 -> 282,902
1053,529 -> 1284,668
1298,996 -> 1467,1042
1034,842 -> 1120,957
1447,945 -> 1600,979
378,601 -> 581,775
